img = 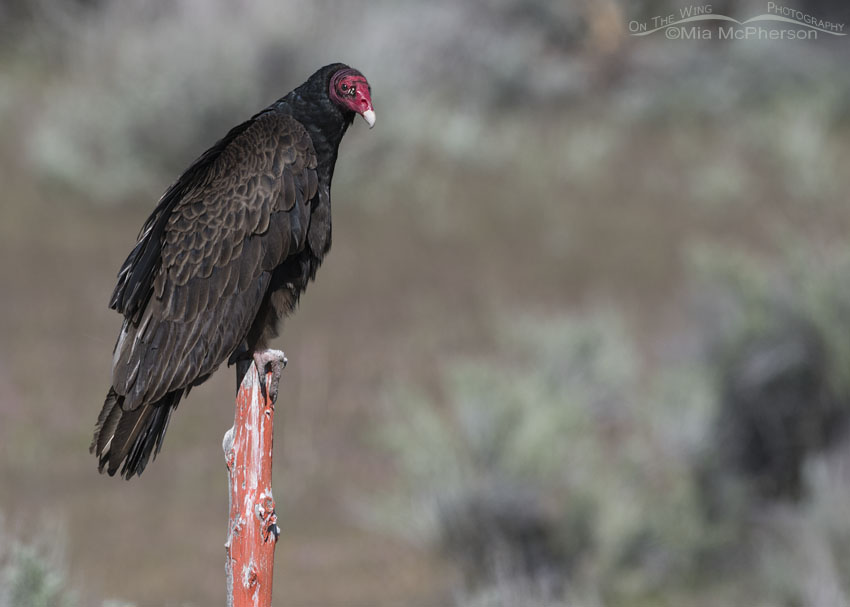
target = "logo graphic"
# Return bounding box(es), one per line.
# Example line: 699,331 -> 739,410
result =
629,2 -> 846,40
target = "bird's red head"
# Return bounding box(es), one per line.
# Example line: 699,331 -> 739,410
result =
329,68 -> 375,128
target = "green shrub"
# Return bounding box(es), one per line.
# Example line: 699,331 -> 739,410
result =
375,310 -> 721,602
690,242 -> 850,502
375,254 -> 850,604
0,532 -> 75,607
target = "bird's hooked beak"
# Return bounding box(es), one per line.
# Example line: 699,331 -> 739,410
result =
353,87 -> 376,129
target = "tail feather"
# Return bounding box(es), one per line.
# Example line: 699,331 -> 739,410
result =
92,388 -> 122,456
90,388 -> 181,479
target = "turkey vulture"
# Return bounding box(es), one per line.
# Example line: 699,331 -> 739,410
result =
91,63 -> 375,479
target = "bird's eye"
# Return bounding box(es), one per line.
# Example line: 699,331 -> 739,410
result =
341,83 -> 348,91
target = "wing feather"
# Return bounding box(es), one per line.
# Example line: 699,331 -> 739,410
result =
110,112 -> 318,410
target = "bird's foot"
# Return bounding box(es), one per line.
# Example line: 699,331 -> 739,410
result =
253,349 -> 287,404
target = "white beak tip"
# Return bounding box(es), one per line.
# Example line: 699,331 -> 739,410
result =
361,109 -> 376,129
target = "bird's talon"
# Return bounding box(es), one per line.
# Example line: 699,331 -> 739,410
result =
252,349 -> 286,404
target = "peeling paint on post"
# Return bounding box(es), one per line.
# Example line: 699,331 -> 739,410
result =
224,362 -> 279,607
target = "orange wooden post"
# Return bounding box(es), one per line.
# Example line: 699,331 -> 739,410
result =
223,361 -> 281,607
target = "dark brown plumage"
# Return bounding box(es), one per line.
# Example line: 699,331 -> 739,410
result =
91,63 -> 375,479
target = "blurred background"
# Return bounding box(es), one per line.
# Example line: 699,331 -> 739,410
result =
1,0 -> 849,605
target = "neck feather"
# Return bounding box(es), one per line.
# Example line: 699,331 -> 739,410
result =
277,86 -> 353,185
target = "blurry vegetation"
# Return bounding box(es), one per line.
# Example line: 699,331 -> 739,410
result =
0,517 -> 76,607
12,2 -> 310,201
1,0 -> 846,221
377,241 -> 850,606
2,0 -> 850,604
0,516 -> 135,607
692,242 -> 850,505
2,0 -> 619,202
376,312 -> 718,604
